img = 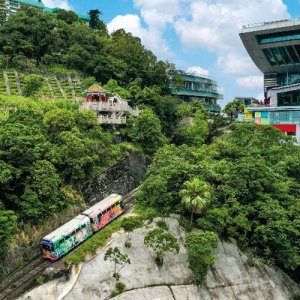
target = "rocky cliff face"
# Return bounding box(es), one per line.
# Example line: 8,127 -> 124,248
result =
81,152 -> 146,205
20,218 -> 299,300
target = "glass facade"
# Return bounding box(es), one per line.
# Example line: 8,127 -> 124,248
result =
257,29 -> 300,44
278,89 -> 300,106
278,73 -> 300,86
263,45 -> 300,66
171,72 -> 222,113
183,80 -> 218,94
253,110 -> 300,124
270,111 -> 300,123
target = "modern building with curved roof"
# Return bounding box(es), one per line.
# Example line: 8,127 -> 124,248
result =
240,19 -> 300,141
170,71 -> 223,113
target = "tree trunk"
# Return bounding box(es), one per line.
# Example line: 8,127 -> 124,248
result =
190,208 -> 195,226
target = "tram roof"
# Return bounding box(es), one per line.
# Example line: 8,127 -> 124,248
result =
82,194 -> 122,218
42,215 -> 89,242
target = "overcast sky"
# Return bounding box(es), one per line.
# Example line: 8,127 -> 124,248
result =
43,0 -> 300,106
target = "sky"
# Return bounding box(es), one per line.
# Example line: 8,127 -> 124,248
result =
42,0 -> 300,107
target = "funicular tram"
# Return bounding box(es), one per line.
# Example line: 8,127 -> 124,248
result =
41,194 -> 124,261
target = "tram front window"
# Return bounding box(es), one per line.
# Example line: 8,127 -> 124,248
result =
42,244 -> 50,251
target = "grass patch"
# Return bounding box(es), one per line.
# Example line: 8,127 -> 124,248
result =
133,203 -> 160,221
111,281 -> 126,297
64,219 -> 123,266
0,94 -> 78,113
156,220 -> 168,231
36,275 -> 45,285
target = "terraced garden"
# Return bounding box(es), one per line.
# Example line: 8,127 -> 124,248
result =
0,71 -> 84,101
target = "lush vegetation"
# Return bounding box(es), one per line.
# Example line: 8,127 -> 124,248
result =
186,232 -> 218,283
0,4 -> 299,286
122,216 -> 142,248
0,98 -> 127,254
0,6 -> 181,259
0,7 -> 171,92
137,123 -> 300,280
144,228 -> 179,267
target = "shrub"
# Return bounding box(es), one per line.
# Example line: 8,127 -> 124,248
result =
23,74 -> 44,97
144,228 -> 179,268
36,275 -> 45,285
156,220 -> 168,230
197,207 -> 229,234
179,216 -> 193,232
185,231 -> 218,283
122,216 -> 142,248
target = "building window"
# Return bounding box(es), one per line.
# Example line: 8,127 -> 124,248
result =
257,29 -> 300,44
263,49 -> 277,66
185,81 -> 191,90
278,90 -> 300,107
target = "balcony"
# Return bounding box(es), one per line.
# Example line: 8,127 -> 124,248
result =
173,88 -> 223,100
203,103 -> 221,113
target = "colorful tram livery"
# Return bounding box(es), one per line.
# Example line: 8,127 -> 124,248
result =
41,194 -> 124,261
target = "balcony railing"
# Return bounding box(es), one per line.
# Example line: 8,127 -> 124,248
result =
203,104 -> 221,112
173,88 -> 223,100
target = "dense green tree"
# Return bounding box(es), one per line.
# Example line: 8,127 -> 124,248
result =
88,9 -> 102,29
223,99 -> 245,120
104,79 -> 131,99
144,228 -> 179,267
0,7 -> 55,65
180,178 -> 213,225
137,144 -> 196,211
0,204 -> 18,253
23,74 -> 44,97
43,109 -> 76,135
185,232 -> 218,283
55,9 -> 81,24
0,7 -> 171,92
174,109 -> 209,146
19,160 -> 62,222
127,107 -> 167,155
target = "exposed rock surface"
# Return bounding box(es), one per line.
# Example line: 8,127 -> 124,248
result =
81,152 -> 146,205
43,261 -> 71,282
20,218 -> 299,300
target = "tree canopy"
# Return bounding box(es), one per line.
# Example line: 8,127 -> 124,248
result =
138,123 -> 300,279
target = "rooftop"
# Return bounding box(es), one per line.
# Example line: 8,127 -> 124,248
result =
16,0 -> 45,9
42,215 -> 89,242
10,0 -> 90,21
82,194 -> 121,218
241,18 -> 300,32
240,17 -> 300,74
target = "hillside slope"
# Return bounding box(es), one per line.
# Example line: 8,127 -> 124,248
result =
19,218 -> 299,300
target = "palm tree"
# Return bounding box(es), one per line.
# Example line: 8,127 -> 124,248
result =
180,178 -> 212,226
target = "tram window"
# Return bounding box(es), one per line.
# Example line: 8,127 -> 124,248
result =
97,214 -> 101,222
42,244 -> 50,251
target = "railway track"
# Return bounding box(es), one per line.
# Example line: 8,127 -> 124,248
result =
0,188 -> 138,300
0,257 -> 51,300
